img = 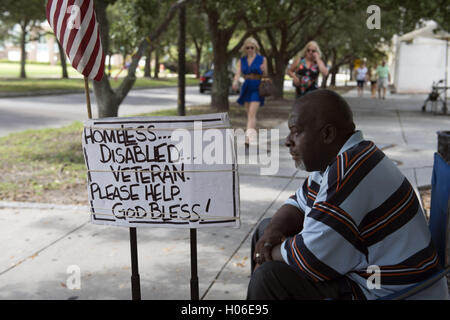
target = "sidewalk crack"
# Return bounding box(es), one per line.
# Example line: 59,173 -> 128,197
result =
0,221 -> 89,277
200,171 -> 299,299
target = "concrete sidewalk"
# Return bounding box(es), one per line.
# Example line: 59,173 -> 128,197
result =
0,89 -> 448,300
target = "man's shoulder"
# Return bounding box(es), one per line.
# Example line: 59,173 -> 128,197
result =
343,139 -> 376,158
327,140 -> 386,186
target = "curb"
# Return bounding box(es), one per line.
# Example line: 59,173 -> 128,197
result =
0,89 -> 86,98
0,201 -> 88,211
0,84 -> 198,99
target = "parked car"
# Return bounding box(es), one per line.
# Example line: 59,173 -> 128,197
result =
199,69 -> 241,94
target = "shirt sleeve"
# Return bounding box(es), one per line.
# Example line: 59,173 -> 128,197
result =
284,178 -> 308,213
281,202 -> 366,282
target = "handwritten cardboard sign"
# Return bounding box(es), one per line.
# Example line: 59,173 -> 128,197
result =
82,113 -> 239,228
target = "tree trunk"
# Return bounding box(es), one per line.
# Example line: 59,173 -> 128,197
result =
93,76 -> 120,118
321,74 -> 329,88
178,4 -> 186,116
57,39 -> 68,79
205,5 -> 233,112
144,48 -> 152,78
330,68 -> 338,87
153,48 -> 159,78
192,39 -> 202,79
108,54 -> 112,78
271,54 -> 289,99
195,46 -> 202,78
211,38 -> 230,111
19,23 -> 27,79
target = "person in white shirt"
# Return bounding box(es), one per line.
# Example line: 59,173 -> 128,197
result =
354,61 -> 368,97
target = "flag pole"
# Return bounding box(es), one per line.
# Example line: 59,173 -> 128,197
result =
83,76 -> 93,119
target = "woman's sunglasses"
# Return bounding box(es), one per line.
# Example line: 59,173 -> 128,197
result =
307,49 -> 317,53
246,46 -> 255,50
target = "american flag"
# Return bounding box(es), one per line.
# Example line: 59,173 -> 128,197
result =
46,0 -> 105,81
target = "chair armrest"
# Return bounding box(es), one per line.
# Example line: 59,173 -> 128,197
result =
379,266 -> 450,300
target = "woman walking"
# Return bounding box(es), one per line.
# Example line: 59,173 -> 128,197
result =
232,37 -> 268,146
288,41 -> 328,98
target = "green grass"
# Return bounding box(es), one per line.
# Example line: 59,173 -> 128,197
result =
0,107 -> 209,202
0,61 -> 199,93
0,121 -> 86,200
0,62 -> 82,78
0,75 -> 199,93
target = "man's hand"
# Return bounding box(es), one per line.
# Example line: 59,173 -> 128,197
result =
254,227 -> 285,265
253,204 -> 304,266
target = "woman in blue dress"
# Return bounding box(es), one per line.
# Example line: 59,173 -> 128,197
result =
232,37 -> 268,146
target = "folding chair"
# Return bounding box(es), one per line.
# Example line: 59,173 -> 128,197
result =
380,152 -> 450,300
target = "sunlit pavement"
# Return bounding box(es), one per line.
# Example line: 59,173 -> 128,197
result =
0,87 -> 447,300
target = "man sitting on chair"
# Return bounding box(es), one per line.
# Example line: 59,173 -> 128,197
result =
247,89 -> 449,300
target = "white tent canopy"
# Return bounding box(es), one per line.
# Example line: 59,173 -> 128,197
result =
392,21 -> 450,94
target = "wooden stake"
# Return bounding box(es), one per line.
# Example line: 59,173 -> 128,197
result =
84,76 -> 92,119
190,228 -> 199,300
130,227 -> 141,300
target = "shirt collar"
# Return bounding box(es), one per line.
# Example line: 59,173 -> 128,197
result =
337,130 -> 364,156
314,131 -> 364,177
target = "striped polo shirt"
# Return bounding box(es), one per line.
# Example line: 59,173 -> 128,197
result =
281,131 -> 449,299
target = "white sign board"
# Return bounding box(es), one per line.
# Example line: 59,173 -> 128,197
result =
82,113 -> 239,228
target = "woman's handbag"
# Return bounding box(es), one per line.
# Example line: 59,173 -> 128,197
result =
259,78 -> 275,97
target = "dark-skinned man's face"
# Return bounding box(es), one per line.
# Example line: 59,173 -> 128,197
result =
285,104 -> 325,172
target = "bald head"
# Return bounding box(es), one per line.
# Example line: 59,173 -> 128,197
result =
286,89 -> 356,172
291,89 -> 355,139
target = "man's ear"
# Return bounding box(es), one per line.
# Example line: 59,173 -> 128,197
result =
321,124 -> 336,144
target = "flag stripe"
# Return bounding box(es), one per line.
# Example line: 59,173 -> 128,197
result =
46,0 -> 104,81
46,0 -> 56,29
64,0 -> 90,55
55,0 -> 69,43
81,26 -> 100,77
58,0 -> 76,46
72,13 -> 96,70
68,0 -> 93,64
52,1 -> 63,33
84,28 -> 103,78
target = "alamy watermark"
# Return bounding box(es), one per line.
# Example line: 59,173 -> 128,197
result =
66,5 -> 81,30
169,123 -> 280,175
366,5 -> 381,30
366,265 -> 381,290
66,265 -> 81,290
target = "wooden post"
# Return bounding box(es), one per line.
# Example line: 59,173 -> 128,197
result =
83,77 -> 92,119
130,227 -> 141,300
83,76 -> 141,300
190,228 -> 199,300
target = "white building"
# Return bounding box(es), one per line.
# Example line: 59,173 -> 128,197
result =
392,21 -> 450,94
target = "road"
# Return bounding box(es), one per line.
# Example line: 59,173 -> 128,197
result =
0,86 -> 214,137
0,81 -> 297,137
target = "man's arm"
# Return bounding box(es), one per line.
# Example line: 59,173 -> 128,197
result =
255,204 -> 304,264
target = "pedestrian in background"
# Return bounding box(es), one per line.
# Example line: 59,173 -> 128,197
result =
232,37 -> 268,146
368,65 -> 378,98
376,60 -> 390,99
287,41 -> 328,98
354,60 -> 368,97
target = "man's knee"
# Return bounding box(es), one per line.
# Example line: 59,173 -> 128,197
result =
247,261 -> 280,300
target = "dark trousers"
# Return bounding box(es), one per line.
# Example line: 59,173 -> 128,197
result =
247,218 -> 353,300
